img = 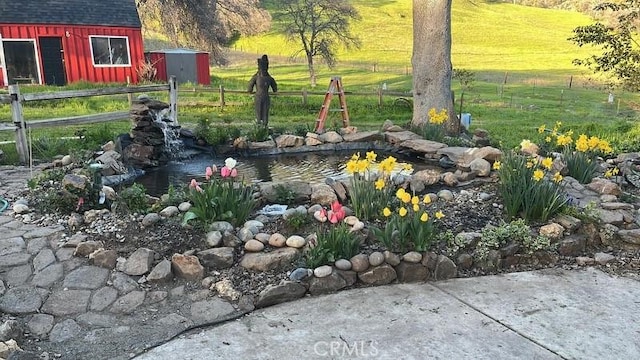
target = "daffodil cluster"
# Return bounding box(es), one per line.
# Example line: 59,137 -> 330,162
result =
428,108 -> 448,125
371,188 -> 444,253
496,152 -> 568,222
346,151 -> 413,221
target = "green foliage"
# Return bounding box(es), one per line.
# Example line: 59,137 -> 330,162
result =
246,125 -> 270,142
304,223 -> 362,268
285,211 -> 310,232
497,151 -> 567,222
31,137 -> 73,161
161,184 -> 186,207
563,148 -> 599,184
414,123 -> 444,143
117,183 -> 150,214
182,162 -> 256,227
453,68 -> 475,91
476,219 -> 552,261
561,201 -> 600,223
274,184 -> 297,205
569,0 -> 640,91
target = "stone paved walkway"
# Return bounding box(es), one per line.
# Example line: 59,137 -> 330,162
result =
0,166 -> 243,359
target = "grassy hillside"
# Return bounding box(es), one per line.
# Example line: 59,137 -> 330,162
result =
235,0 -> 595,73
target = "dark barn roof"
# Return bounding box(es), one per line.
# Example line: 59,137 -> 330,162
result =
0,0 -> 141,28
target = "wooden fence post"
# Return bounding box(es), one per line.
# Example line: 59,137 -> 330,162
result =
169,76 -> 178,123
126,76 -> 132,106
9,85 -> 29,164
219,85 -> 225,109
377,87 -> 383,107
302,89 -> 308,106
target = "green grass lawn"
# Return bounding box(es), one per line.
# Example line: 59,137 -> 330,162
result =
1,0 -> 638,164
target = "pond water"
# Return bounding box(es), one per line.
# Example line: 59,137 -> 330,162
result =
135,150 -> 436,197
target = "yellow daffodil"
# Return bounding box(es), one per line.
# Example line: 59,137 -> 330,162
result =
435,210 -> 445,219
428,108 -> 448,125
351,152 -> 360,161
346,160 -> 357,174
401,192 -> 412,204
403,163 -> 413,172
366,151 -> 377,163
374,178 -> 385,190
492,161 -> 501,170
604,167 -> 619,178
576,134 -> 589,152
423,195 -> 431,204
538,124 -> 546,134
545,136 -> 552,143
411,196 -> 420,205
420,212 -> 429,222
383,207 -> 392,217
356,159 -> 369,173
526,160 -> 535,169
399,207 -> 408,217
541,157 -> 553,170
396,188 -> 406,199
413,204 -> 420,212
533,169 -> 544,182
556,134 -> 572,146
588,136 -> 600,150
553,172 -> 563,183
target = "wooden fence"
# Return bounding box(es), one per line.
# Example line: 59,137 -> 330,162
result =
179,86 -> 412,109
1,76 -> 177,164
1,78 -> 413,164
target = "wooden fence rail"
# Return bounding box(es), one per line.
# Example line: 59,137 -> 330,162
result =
179,86 -> 412,108
4,76 -> 177,164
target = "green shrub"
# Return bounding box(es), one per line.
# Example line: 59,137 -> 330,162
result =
305,223 -> 362,268
117,183 -> 149,214
476,219 -> 551,261
285,211 -> 310,232
274,184 -> 297,205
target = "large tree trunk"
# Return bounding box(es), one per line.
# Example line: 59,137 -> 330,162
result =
412,0 -> 459,135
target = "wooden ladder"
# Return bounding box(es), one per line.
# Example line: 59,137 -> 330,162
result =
314,76 -> 350,132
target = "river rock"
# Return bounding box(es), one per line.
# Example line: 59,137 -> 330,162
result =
350,254 -> 369,272
178,202 -> 192,212
197,247 -> 235,269
318,131 -> 343,143
433,255 -> 457,280
286,235 -> 306,248
594,252 -> 615,265
539,223 -> 564,240
310,183 -> 338,206
368,252 -> 385,267
268,233 -> 287,247
395,262 -> 429,283
403,251 -> 423,263
308,272 -> 348,295
275,134 -> 305,148
141,213 -> 161,227
334,259 -> 352,271
313,265 -> 333,278
469,158 -> 491,176
245,239 -> 265,252
159,206 -> 179,217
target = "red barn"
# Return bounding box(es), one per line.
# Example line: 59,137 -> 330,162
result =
0,0 -> 144,86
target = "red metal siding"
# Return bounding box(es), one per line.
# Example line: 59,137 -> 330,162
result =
0,23 -> 144,85
196,52 -> 210,85
148,52 -> 167,82
0,71 -> 4,86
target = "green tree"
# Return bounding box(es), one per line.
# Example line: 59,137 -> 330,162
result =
136,0 -> 270,64
569,0 -> 640,90
276,0 -> 361,87
412,0 -> 458,135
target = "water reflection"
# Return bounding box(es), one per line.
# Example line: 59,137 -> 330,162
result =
136,151 -> 430,196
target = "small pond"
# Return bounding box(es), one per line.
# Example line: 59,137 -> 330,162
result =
135,150 -> 437,197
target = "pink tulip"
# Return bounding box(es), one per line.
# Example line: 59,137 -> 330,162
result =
211,165 -> 218,174
189,179 -> 198,189
195,185 -> 203,193
328,211 -> 339,224
230,168 -> 238,178
205,166 -> 213,180
220,166 -> 231,178
330,201 -> 345,222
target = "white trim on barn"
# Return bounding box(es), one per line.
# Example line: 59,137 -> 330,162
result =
89,35 -> 132,68
1,37 -> 43,85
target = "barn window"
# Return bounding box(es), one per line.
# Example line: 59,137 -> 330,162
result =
90,36 -> 130,66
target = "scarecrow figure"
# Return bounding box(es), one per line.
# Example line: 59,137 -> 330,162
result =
247,54 -> 278,126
